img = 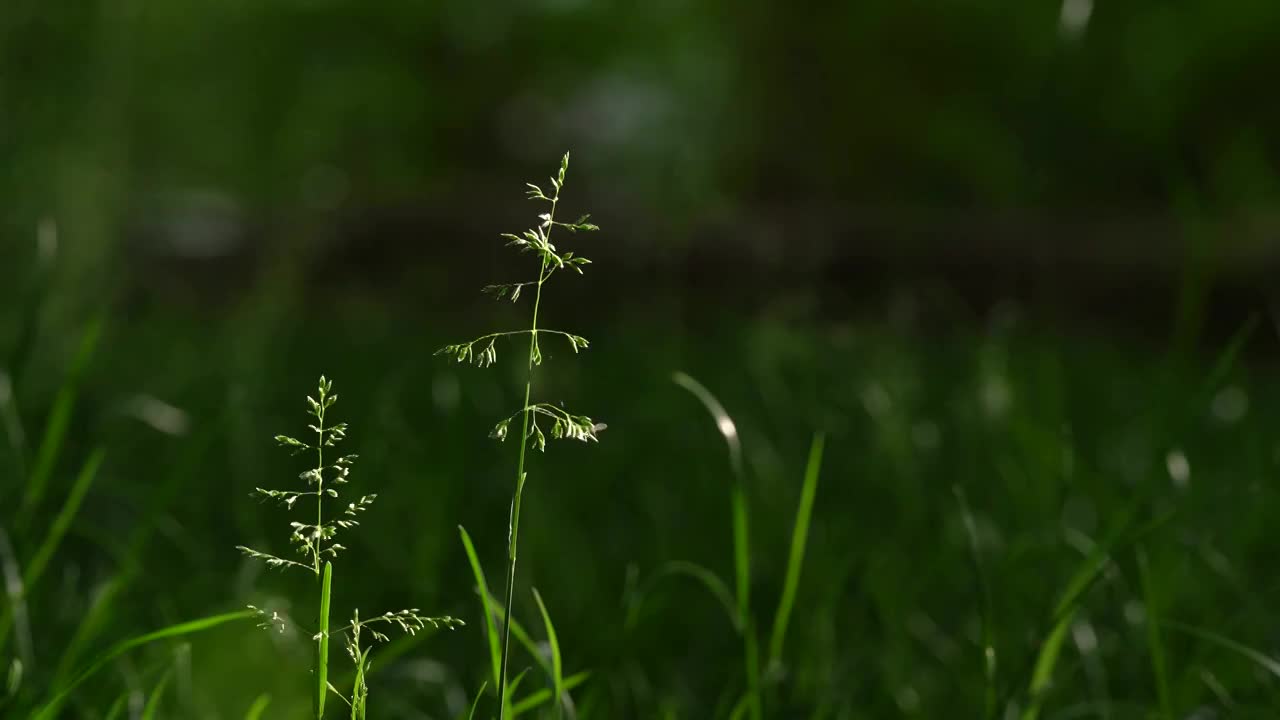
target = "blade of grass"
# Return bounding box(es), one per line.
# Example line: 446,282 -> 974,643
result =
0,449 -> 104,654
1162,620 -> 1280,678
768,433 -> 825,668
22,448 -> 105,590
103,692 -> 129,720
673,371 -> 759,720
244,693 -> 271,720
1137,547 -> 1171,718
31,609 -> 254,720
52,574 -> 131,686
317,561 -> 332,720
467,681 -> 488,720
955,486 -> 997,719
0,526 -> 31,669
532,588 -> 564,720
509,672 -> 590,716
461,525 -> 503,690
627,560 -> 740,633
1018,510 -> 1175,720
18,315 -> 103,527
140,668 -> 172,720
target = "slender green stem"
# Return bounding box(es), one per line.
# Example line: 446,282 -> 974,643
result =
315,397 -> 329,719
497,191 -> 558,719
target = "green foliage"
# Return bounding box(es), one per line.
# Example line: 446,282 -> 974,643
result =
440,152 -> 601,718
236,377 -> 461,718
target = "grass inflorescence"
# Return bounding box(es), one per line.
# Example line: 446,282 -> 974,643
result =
440,151 -> 601,719
237,376 -> 462,718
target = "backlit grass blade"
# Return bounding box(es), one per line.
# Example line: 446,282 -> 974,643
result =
31,609 -> 254,720
461,525 -> 503,690
19,315 -> 104,526
768,433 -> 825,668
317,560 -> 333,719
532,588 -> 564,720
244,693 -> 271,720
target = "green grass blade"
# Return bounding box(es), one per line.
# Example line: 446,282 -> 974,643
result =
317,560 -> 333,719
731,486 -> 751,628
103,691 -> 129,720
955,486 -> 997,719
244,693 -> 272,720
1163,620 -> 1280,678
477,584 -> 555,681
768,433 -> 825,668
467,681 -> 488,720
628,560 -> 740,633
141,667 -> 172,720
1019,511 -> 1175,720
506,667 -> 531,717
509,671 -> 590,716
23,448 -> 104,591
532,588 -> 564,720
1137,547 -> 1171,718
744,620 -> 762,720
0,448 -> 104,654
0,526 -> 31,668
460,525 -> 503,689
18,316 -> 103,525
31,609 -> 253,720
53,574 -> 131,685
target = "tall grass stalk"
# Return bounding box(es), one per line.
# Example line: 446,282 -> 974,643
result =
440,152 -> 601,718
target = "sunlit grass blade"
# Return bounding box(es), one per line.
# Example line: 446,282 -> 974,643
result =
18,315 -> 104,526
672,371 -> 759,720
461,525 -> 503,690
140,667 -> 172,720
31,609 -> 254,720
509,671 -> 590,716
768,433 -> 825,669
532,588 -> 564,720
317,560 -> 332,719
244,693 -> 271,720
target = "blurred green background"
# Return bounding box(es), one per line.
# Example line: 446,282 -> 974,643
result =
4,0 -> 1280,717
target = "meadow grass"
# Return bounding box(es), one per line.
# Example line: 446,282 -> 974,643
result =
5,166 -> 1280,718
